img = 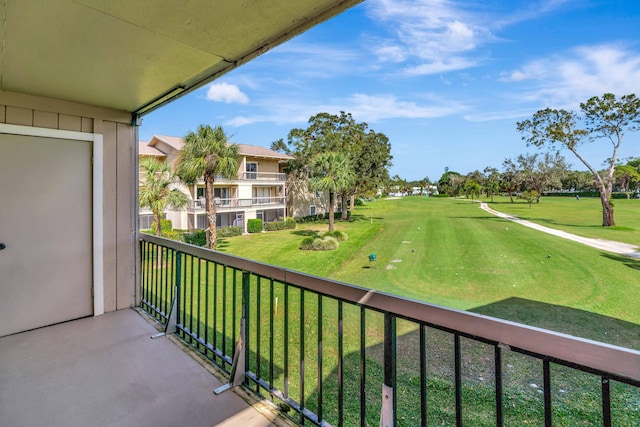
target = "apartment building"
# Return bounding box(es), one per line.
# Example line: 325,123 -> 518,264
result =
139,135 -> 292,233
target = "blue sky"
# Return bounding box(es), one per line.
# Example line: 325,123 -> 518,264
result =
140,0 -> 640,182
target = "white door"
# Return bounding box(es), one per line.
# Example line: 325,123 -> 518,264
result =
0,133 -> 93,337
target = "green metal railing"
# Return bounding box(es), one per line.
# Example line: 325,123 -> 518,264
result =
140,234 -> 640,426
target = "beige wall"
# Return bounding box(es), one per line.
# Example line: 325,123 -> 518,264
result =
0,91 -> 136,312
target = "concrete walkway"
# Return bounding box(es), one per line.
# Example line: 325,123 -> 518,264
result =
479,202 -> 640,259
0,309 -> 282,427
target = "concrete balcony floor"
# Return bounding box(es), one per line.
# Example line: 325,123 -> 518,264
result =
0,309 -> 284,427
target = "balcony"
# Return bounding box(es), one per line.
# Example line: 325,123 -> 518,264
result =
189,197 -> 286,211
0,308 -> 282,427
139,234 -> 640,426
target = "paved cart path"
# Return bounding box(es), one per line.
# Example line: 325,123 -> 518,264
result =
479,202 -> 640,259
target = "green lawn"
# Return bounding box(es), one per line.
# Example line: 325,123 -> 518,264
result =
218,197 -> 640,348
485,195 -> 640,246
146,196 -> 640,425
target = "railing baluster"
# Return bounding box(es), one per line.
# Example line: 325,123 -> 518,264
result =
338,300 -> 344,427
381,313 -> 396,427
204,260 -> 209,351
544,359 -> 552,427
196,255 -> 201,343
256,276 -> 261,391
420,324 -> 427,427
300,289 -> 305,417
602,377 -> 611,427
269,278 -> 274,398
232,270 -> 237,362
213,262 -> 218,352
495,345 -> 503,427
317,294 -> 323,423
222,266 -> 227,359
284,283 -> 289,399
360,306 -> 366,426
454,334 -> 462,427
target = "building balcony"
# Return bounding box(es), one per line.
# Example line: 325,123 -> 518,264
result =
2,235 -> 639,426
136,235 -> 640,426
0,308 -> 281,427
188,197 -> 286,211
190,172 -> 287,185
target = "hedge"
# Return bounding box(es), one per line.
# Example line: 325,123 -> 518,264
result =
183,230 -> 206,246
264,217 -> 297,231
295,211 -> 351,223
150,219 -> 173,233
218,226 -> 242,237
543,191 -> 637,199
247,218 -> 263,233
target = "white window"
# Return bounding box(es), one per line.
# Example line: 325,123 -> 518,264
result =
246,162 -> 258,179
310,205 -> 316,216
315,191 -> 322,198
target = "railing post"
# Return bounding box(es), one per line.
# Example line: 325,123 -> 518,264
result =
214,270 -> 249,395
380,312 -> 396,427
151,251 -> 180,339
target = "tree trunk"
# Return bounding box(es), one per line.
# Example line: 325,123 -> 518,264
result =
600,190 -> 615,226
153,211 -> 162,236
205,174 -> 217,249
340,192 -> 348,221
350,193 -> 355,211
328,191 -> 335,232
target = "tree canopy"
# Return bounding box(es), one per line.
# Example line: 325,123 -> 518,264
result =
176,125 -> 239,249
272,111 -> 392,214
139,157 -> 188,236
517,93 -> 640,226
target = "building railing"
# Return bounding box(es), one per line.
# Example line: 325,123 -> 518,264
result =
241,172 -> 286,181
189,172 -> 287,184
139,234 -> 640,426
189,197 -> 285,210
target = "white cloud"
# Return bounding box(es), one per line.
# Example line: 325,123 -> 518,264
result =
206,83 -> 250,104
365,0 -> 576,76
223,93 -> 467,127
500,44 -> 640,107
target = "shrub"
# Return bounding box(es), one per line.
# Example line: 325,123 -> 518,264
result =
354,198 -> 365,206
151,219 -> 173,233
295,214 -> 326,223
299,235 -> 339,251
323,230 -> 348,242
218,226 -> 242,237
247,219 -> 263,233
264,218 -> 296,231
300,236 -> 316,250
284,217 -> 296,229
183,229 -> 206,246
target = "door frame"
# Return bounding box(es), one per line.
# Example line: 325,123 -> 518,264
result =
0,123 -> 104,316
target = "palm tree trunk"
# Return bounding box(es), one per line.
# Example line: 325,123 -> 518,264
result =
328,191 -> 335,232
205,174 -> 218,249
153,211 -> 162,236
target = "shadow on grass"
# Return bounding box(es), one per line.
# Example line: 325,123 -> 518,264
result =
290,230 -> 320,237
470,297 -> 640,350
600,253 -> 640,270
349,213 -> 384,221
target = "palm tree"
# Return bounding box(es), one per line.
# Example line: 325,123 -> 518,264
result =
139,157 -> 188,236
309,152 -> 355,232
176,125 -> 239,249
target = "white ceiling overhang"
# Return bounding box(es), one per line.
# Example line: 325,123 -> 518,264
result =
0,0 -> 361,116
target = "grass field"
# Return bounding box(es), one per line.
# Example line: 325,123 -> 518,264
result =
144,196 -> 640,425
218,196 -> 640,349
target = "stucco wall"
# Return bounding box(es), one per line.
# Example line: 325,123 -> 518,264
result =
0,91 -> 136,312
